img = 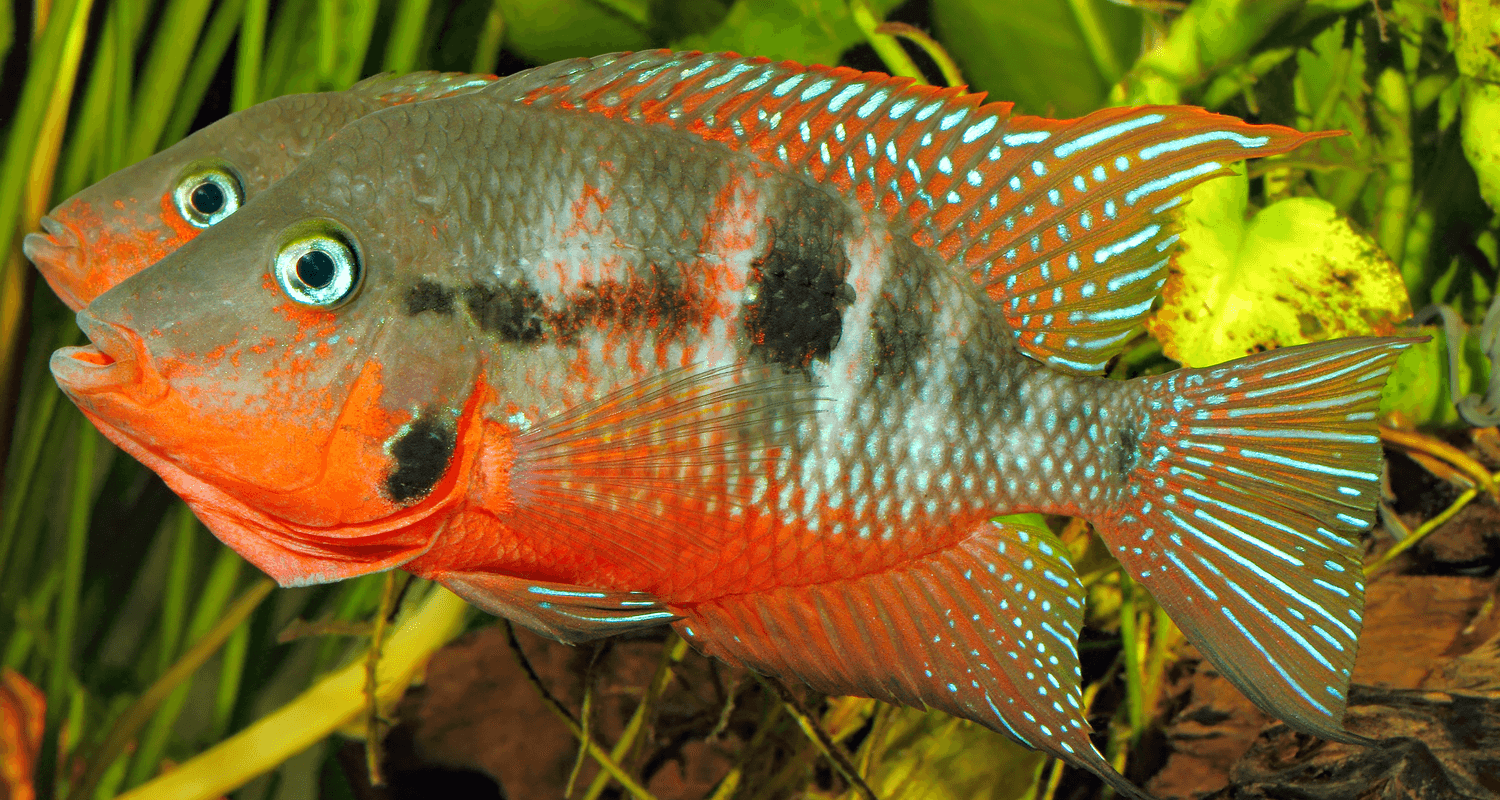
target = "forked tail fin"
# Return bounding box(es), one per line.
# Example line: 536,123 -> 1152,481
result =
1100,337 -> 1420,742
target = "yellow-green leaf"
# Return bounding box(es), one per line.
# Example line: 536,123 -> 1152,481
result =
1149,168 -> 1412,368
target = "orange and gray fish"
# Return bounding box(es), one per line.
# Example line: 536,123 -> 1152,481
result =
23,70 -> 499,311
48,51 -> 1414,796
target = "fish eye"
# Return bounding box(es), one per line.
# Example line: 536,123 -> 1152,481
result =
274,232 -> 361,307
172,165 -> 243,228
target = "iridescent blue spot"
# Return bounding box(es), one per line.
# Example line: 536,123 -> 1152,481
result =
1031,160 -> 1047,176
947,190 -> 961,203
772,75 -> 805,97
857,90 -> 888,119
963,115 -> 998,143
703,63 -> 753,89
915,101 -> 943,121
888,98 -> 917,118
938,156 -> 953,174
1092,165 -> 1107,182
1047,189 -> 1061,206
940,109 -> 968,130
1073,175 -> 1086,192
827,83 -> 863,112
800,78 -> 835,101
1004,131 -> 1051,146
1079,210 -> 1092,230
1104,199 -> 1117,219
1056,223 -> 1069,242
967,169 -> 983,186
1125,161 -> 1223,205
1009,176 -> 1022,191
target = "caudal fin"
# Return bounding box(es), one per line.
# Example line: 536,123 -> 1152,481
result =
1101,336 -> 1419,742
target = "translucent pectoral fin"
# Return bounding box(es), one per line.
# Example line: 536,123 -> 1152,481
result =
437,572 -> 677,644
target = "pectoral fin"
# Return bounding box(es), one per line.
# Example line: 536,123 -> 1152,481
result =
437,572 -> 677,644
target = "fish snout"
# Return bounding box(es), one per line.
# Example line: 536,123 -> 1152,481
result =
51,311 -> 166,401
24,215 -> 89,311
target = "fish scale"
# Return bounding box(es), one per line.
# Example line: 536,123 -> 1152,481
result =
42,51 -> 1421,799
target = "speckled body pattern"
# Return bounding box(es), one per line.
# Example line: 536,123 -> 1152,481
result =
25,71 -> 497,311
46,52 -> 1416,796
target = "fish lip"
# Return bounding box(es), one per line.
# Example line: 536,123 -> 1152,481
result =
50,312 -> 150,397
24,215 -> 88,310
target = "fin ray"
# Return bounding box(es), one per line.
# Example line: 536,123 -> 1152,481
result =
437,572 -> 676,643
1104,337 -> 1420,741
676,517 -> 1147,799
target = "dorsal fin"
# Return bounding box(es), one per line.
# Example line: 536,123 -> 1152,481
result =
502,50 -> 1328,374
349,70 -> 498,105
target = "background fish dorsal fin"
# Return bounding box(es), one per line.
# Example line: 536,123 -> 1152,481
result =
500,365 -> 819,580
674,516 -> 1147,799
437,573 -> 676,643
507,50 -> 1327,375
349,70 -> 498,105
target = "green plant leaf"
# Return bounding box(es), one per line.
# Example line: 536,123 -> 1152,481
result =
931,0 -> 1140,116
495,0 -> 651,65
1379,326 -> 1490,427
1148,167 -> 1412,368
858,707 -> 1048,800
671,0 -> 900,66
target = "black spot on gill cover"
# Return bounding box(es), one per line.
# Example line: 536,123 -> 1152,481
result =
385,413 -> 455,503
406,280 -> 455,316
464,281 -> 545,342
745,189 -> 854,369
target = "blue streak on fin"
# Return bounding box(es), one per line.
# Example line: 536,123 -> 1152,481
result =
950,106 -> 1335,375
675,516 -> 1151,799
1101,336 -> 1421,743
437,572 -> 677,644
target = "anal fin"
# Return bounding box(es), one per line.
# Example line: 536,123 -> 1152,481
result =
437,572 -> 677,644
675,516 -> 1148,799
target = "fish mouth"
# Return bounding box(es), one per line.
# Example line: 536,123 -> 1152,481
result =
50,311 -> 164,400
24,215 -> 88,310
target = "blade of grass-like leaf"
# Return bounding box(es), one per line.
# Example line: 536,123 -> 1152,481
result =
126,0 -> 215,162
874,22 -> 964,87
160,0 -> 251,146
581,635 -> 690,800
1374,67 -> 1413,269
851,0 -> 923,82
236,0 -> 269,110
383,0 -> 432,74
73,578 -> 275,800
47,423 -> 96,704
1064,0 -> 1122,81
124,545 -> 244,789
259,0 -> 311,99
107,0 -> 135,176
211,614 -> 251,740
0,0 -> 91,495
0,381 -> 62,594
113,587 -> 468,800
317,0 -> 337,85
332,0 -> 380,90
0,0 -> 87,262
471,0 -> 505,75
57,0 -> 151,196
0,0 -> 12,70
155,505 -> 198,677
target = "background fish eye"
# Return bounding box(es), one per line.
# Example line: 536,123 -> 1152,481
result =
172,166 -> 243,228
273,231 -> 361,307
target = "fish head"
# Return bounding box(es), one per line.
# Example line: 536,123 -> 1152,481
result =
50,125 -> 493,586
23,72 -> 498,312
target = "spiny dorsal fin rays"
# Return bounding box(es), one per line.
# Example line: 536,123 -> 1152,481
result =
1105,337 -> 1418,742
505,50 -> 1326,376
674,517 -> 1150,800
505,365 -> 820,580
348,70 -> 498,105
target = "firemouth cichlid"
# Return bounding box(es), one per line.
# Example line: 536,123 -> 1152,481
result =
24,70 -> 499,311
48,51 -> 1413,796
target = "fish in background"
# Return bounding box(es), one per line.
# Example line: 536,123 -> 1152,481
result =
24,70 -> 499,311
43,50 -> 1415,797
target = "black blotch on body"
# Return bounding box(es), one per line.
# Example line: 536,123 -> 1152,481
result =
385,413 -> 455,504
464,281 -> 545,342
871,243 -> 937,381
1116,423 -> 1140,476
745,189 -> 854,369
550,272 -> 693,344
405,280 -> 455,316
